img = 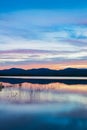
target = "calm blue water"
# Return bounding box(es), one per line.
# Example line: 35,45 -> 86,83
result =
0,78 -> 87,130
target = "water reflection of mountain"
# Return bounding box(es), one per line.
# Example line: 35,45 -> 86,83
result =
0,78 -> 87,85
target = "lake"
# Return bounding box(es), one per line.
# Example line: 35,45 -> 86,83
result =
0,77 -> 87,130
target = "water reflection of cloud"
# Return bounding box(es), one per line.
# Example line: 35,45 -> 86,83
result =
0,82 -> 87,107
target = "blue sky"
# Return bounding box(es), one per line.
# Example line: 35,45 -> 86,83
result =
0,0 -> 87,69
0,0 -> 87,11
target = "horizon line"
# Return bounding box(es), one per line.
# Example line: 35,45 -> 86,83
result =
0,67 -> 87,71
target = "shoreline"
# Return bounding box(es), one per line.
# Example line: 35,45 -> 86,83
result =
0,76 -> 87,80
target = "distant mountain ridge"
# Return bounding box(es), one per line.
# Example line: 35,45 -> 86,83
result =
0,68 -> 87,76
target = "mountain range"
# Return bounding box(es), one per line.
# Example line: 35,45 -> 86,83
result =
0,68 -> 87,76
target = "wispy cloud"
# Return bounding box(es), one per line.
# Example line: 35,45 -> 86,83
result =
0,49 -> 87,67
0,9 -> 87,69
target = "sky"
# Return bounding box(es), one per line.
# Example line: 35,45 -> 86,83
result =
0,0 -> 87,70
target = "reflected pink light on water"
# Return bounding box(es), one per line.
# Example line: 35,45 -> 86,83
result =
0,82 -> 87,105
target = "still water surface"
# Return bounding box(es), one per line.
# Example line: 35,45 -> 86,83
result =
0,78 -> 87,130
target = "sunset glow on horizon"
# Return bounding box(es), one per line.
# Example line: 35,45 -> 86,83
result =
0,61 -> 87,70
